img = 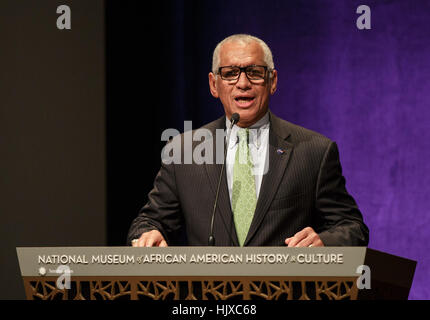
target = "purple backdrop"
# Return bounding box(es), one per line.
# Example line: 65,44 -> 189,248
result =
269,1 -> 430,299
193,0 -> 430,299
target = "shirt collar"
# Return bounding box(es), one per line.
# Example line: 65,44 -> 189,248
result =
226,112 -> 270,150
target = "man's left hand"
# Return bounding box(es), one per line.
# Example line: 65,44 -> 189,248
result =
285,227 -> 324,247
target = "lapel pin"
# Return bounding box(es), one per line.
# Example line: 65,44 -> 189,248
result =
277,148 -> 286,155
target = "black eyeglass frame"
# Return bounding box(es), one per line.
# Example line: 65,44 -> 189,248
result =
216,65 -> 271,83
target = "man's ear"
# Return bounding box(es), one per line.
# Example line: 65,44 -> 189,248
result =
208,72 -> 219,98
269,69 -> 278,95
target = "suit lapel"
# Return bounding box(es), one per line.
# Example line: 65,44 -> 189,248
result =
243,112 -> 293,246
204,117 -> 239,246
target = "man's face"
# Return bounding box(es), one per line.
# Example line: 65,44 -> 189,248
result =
209,40 -> 277,127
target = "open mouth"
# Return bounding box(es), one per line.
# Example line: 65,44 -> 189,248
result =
234,96 -> 255,107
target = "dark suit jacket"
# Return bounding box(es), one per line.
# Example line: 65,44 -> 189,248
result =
127,111 -> 369,246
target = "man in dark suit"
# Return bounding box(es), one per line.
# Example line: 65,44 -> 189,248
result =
127,34 -> 369,247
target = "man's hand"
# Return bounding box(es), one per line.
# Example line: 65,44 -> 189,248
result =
285,227 -> 324,247
131,230 -> 168,247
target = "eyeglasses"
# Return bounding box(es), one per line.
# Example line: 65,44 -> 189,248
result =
217,65 -> 269,83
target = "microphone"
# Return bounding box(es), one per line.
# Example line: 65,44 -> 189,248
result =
208,113 -> 240,246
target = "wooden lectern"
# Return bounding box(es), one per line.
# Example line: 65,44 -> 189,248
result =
16,247 -> 416,300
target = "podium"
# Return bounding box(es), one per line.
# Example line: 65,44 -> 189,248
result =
16,247 -> 416,300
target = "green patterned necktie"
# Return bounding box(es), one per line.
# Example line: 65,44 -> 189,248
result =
231,128 -> 257,246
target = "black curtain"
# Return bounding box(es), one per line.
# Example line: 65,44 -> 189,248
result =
106,1 -> 223,245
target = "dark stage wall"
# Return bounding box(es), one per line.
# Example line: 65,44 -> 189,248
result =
106,1 -> 430,299
0,1 -> 106,299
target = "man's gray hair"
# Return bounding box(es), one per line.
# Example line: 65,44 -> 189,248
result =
211,34 -> 275,74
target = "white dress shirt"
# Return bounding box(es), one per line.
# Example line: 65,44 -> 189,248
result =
225,112 -> 270,203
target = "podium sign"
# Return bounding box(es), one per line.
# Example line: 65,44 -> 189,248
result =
16,247 -> 416,300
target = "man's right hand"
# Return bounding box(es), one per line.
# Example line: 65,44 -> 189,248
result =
131,230 -> 168,247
